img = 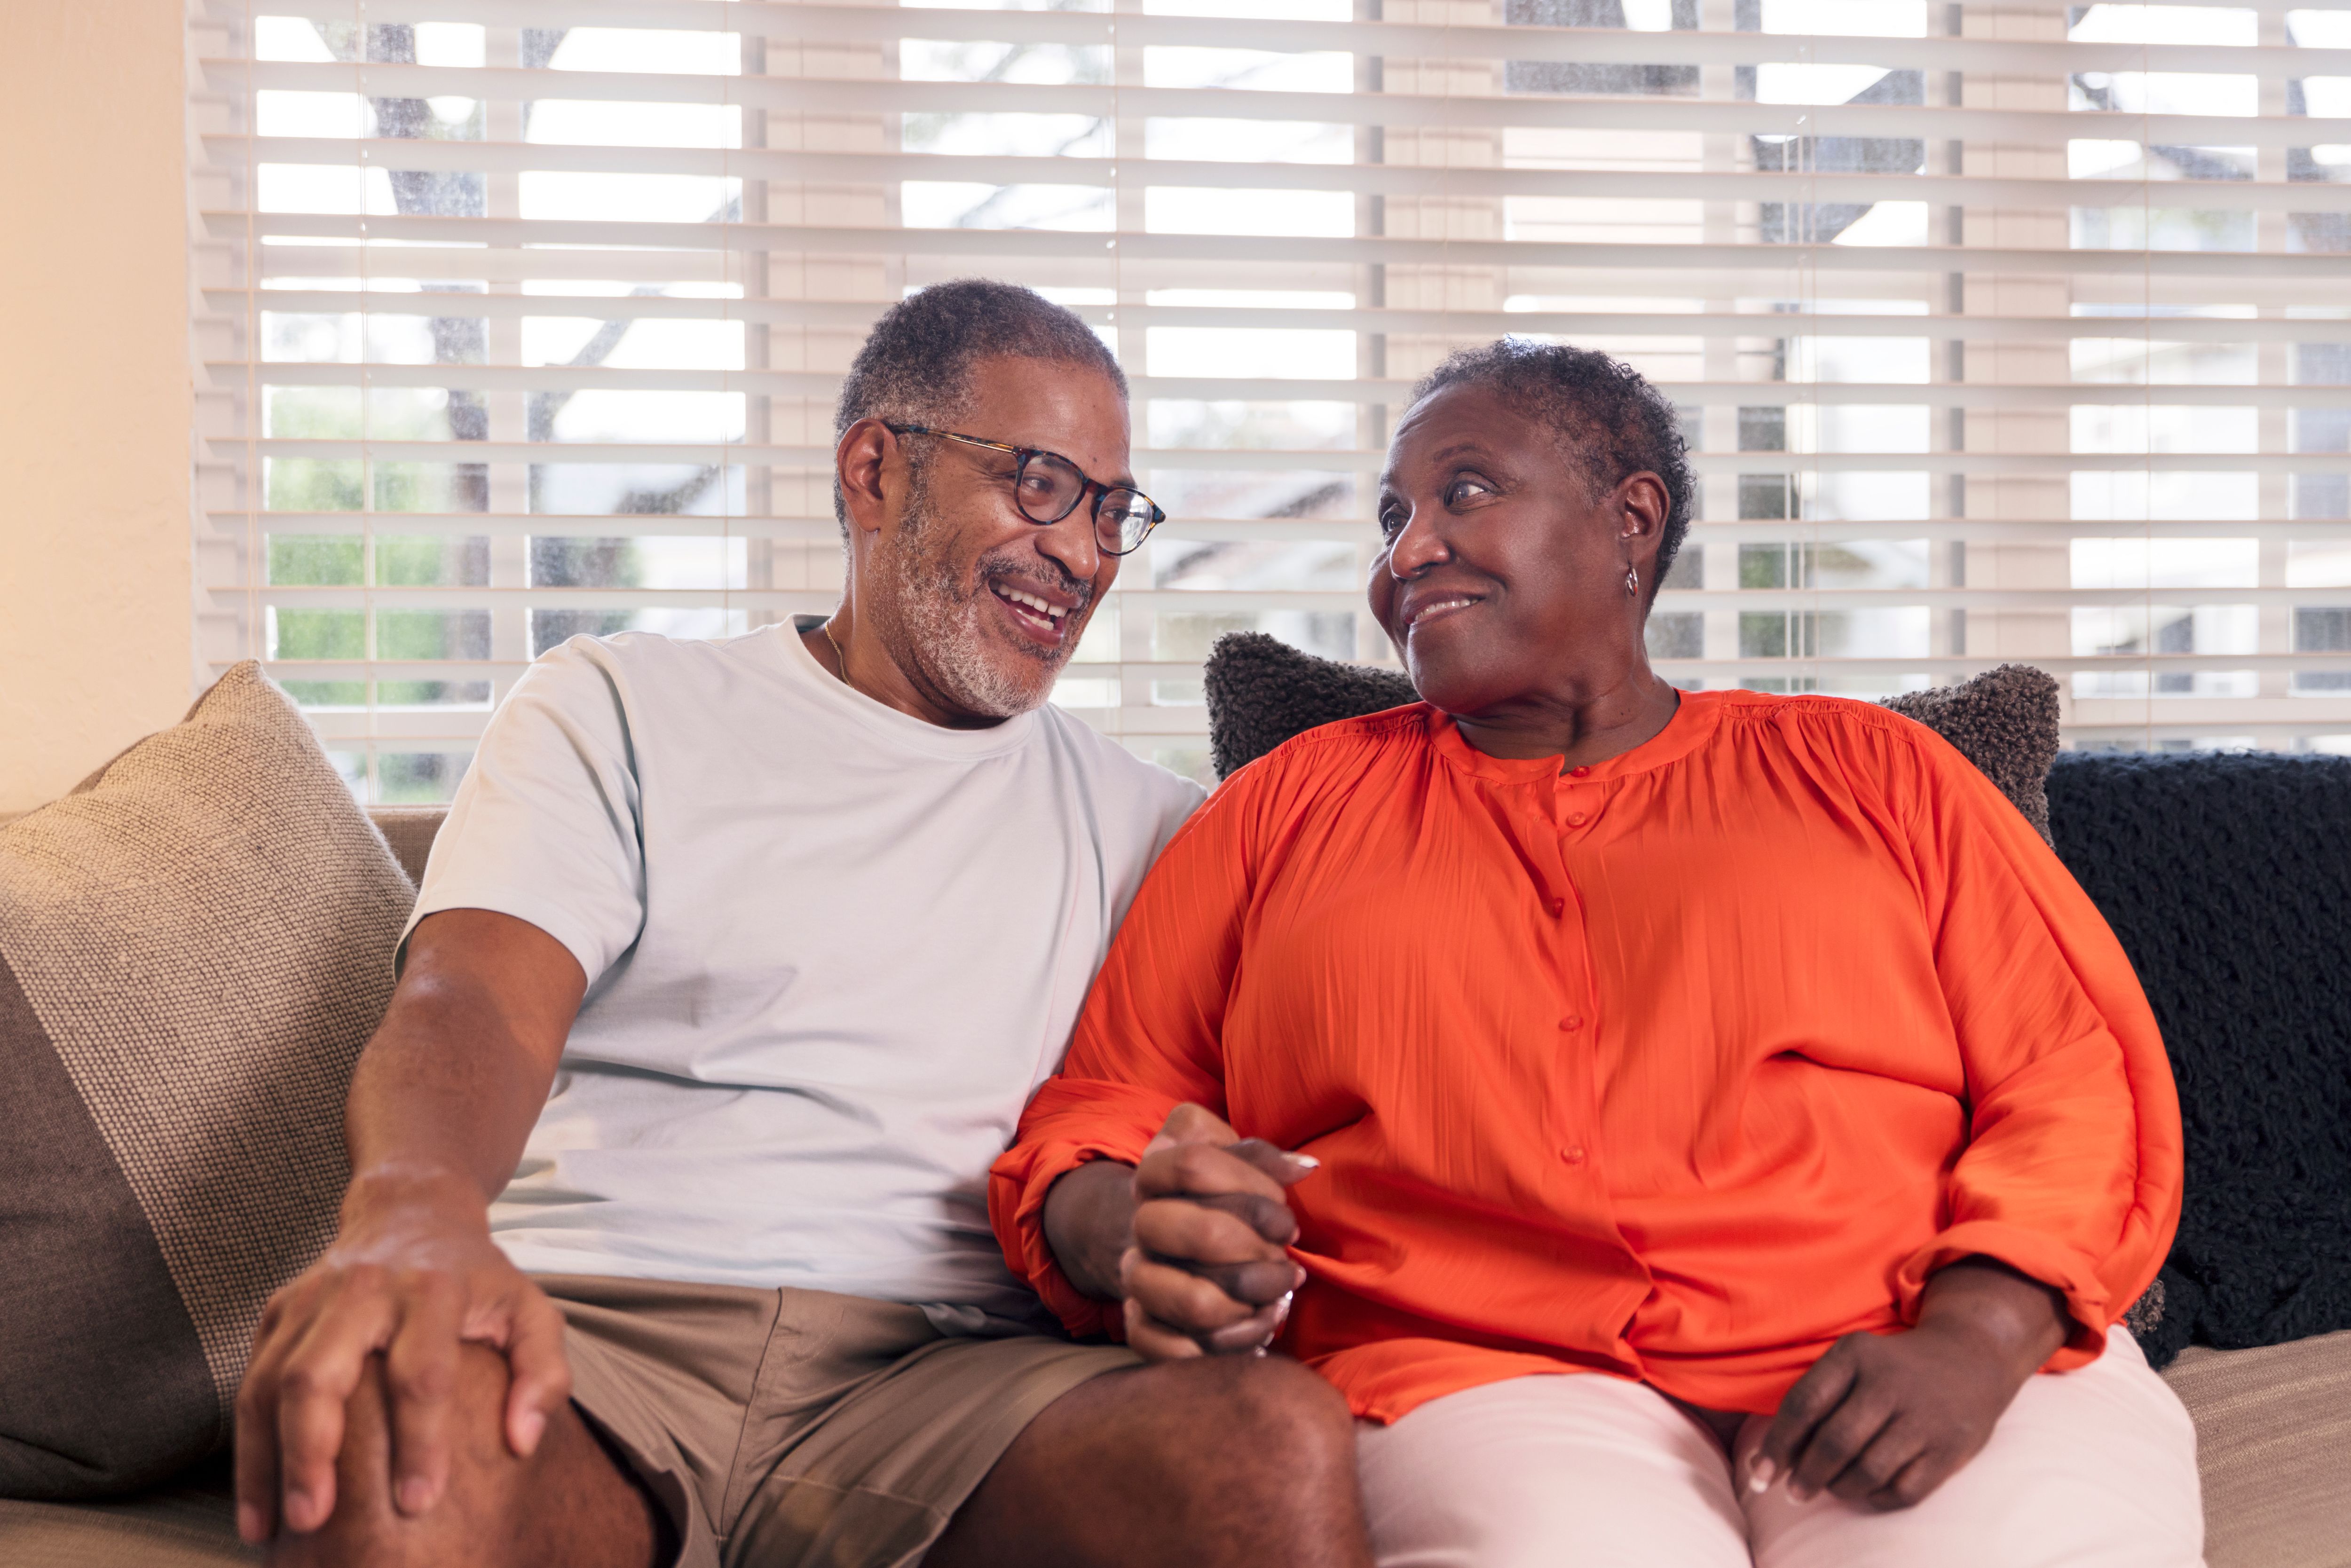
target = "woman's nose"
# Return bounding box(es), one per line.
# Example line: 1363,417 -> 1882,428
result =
1387,506 -> 1450,576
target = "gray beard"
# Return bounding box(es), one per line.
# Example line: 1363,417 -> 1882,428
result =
876,488 -> 1088,720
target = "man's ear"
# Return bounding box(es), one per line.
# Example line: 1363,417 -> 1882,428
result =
836,418 -> 897,538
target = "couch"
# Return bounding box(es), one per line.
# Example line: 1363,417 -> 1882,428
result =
7,666 -> 2351,1566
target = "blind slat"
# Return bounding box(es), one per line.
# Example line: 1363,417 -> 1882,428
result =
200,3 -> 2351,78
217,584 -> 2351,612
214,135 -> 2351,217
219,512 -> 2351,545
205,212 -> 2351,287
209,292 -> 2351,347
215,363 -> 2351,412
209,59 -> 2351,149
219,436 -> 2351,478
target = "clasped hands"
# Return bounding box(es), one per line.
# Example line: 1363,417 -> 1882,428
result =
1123,1103 -> 1320,1359
1046,1103 -> 1317,1360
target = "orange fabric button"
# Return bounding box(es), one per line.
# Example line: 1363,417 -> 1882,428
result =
1560,1016 -> 1584,1032
1567,812 -> 1588,827
1548,898 -> 1566,916
1570,766 -> 1591,778
1560,1145 -> 1587,1166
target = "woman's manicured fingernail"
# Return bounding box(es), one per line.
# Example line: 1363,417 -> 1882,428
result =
1287,1153 -> 1320,1169
1747,1458 -> 1775,1494
514,1409 -> 545,1455
396,1476 -> 432,1514
284,1488 -> 316,1530
237,1502 -> 268,1543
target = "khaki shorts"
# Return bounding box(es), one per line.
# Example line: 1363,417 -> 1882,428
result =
537,1274 -> 1139,1568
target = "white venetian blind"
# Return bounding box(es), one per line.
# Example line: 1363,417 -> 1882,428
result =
188,0 -> 2351,800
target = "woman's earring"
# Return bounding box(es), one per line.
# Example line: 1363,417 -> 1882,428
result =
1624,567 -> 1640,597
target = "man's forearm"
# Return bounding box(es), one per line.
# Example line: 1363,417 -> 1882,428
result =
1041,1159 -> 1138,1300
346,996 -> 557,1200
340,910 -> 585,1224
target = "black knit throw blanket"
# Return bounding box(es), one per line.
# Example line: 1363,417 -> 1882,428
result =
2049,751 -> 2351,1366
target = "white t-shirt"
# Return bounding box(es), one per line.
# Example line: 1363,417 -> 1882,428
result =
405,623 -> 1203,1329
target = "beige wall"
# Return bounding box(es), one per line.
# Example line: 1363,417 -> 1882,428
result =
0,0 -> 194,812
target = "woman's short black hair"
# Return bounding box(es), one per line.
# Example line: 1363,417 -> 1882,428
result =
1409,339 -> 1696,598
832,279 -> 1127,531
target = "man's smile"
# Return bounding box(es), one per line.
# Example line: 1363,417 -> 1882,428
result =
989,580 -> 1081,646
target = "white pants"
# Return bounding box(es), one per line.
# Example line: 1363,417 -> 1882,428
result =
1355,1328 -> 2203,1568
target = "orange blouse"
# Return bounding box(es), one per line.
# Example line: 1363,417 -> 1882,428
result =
990,692 -> 2182,1423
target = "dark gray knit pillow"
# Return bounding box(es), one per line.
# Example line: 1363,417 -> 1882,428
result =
2048,751 -> 2351,1367
0,664 -> 414,1498
1202,633 -> 1417,780
1880,665 -> 2060,845
1202,634 -> 2062,838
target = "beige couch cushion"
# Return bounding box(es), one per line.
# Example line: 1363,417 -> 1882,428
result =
0,1460 -> 251,1566
2169,1329 -> 2351,1568
0,665 -> 415,1498
368,806 -> 443,887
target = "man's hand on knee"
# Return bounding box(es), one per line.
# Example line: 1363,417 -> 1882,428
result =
234,1168 -> 572,1544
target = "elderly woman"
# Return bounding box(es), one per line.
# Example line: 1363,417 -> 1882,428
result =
990,342 -> 2197,1567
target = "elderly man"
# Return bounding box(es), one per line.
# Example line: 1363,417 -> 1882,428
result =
234,280 -> 1370,1568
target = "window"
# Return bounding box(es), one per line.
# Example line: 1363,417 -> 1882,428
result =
189,1 -> 2351,796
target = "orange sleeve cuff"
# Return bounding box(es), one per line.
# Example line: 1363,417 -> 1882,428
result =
988,1078 -> 1182,1340
1894,1221 -> 2118,1369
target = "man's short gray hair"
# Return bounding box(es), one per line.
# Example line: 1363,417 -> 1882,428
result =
832,280 -> 1127,530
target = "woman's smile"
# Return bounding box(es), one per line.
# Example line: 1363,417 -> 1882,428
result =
1401,591 -> 1485,630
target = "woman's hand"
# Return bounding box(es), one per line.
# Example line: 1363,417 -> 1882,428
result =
1746,1258 -> 2071,1512
1121,1104 -> 1317,1360
1039,1103 -> 1317,1361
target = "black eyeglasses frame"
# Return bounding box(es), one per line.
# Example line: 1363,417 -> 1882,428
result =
883,423 -> 1167,556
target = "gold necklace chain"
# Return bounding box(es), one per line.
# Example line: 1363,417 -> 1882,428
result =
820,617 -> 849,681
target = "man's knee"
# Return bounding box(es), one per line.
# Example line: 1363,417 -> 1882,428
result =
1187,1355 -> 1355,1474
1123,1354 -> 1361,1513
266,1344 -> 524,1568
934,1353 -> 1369,1568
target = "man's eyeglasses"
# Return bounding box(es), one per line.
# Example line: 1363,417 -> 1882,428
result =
885,424 -> 1166,557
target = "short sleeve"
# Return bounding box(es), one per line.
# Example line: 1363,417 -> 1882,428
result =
401,639 -> 647,987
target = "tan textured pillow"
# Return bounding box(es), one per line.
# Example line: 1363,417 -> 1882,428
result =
0,663 -> 414,1498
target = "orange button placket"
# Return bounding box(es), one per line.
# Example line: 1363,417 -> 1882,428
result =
1521,783 -> 1605,1187
1537,767 -> 1651,1368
